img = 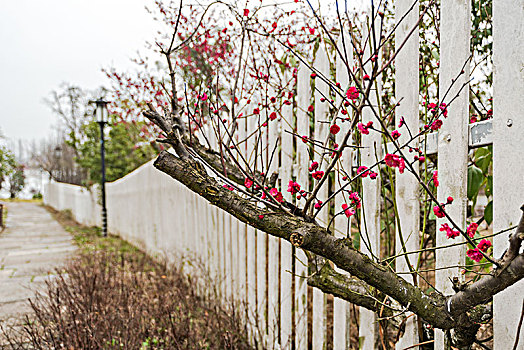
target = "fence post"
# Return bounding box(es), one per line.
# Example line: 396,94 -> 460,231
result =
435,0 -> 470,348
359,13 -> 382,350
492,0 -> 524,347
295,61 -> 311,350
312,44 -> 330,350
280,71 -> 294,349
333,34 -> 352,349
394,0 -> 420,348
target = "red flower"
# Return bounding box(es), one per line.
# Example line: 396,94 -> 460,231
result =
363,74 -> 370,80
243,8 -> 249,16
308,105 -> 314,112
432,171 -> 439,187
269,188 -> 283,203
384,153 -> 405,174
342,204 -> 355,218
369,172 -> 378,179
308,27 -> 315,35
357,166 -> 369,177
467,222 -> 478,238
301,135 -> 309,143
348,191 -> 361,209
446,196 -> 454,204
398,117 -> 405,127
477,239 -> 492,252
272,22 -> 277,29
312,170 -> 324,180
222,184 -> 234,191
310,73 -> 317,79
357,121 -> 373,135
346,86 -> 359,101
330,124 -> 341,135
253,108 -> 260,115
467,248 -> 483,262
287,180 -> 301,195
391,130 -> 401,140
244,177 -> 253,188
433,205 -> 445,218
309,161 -> 319,172
258,215 -> 265,219
270,96 -> 276,103
270,112 -> 277,120
314,201 -> 322,209
439,223 -> 459,239
430,119 -> 443,131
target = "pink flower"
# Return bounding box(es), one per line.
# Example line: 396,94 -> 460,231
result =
269,188 -> 283,203
384,154 -> 405,174
312,170 -> 324,180
258,214 -> 265,219
369,172 -> 378,179
391,130 -> 401,140
467,248 -> 483,262
314,201 -> 322,209
348,191 -> 361,209
330,124 -> 341,135
201,93 -> 208,101
432,171 -> 439,187
287,180 -> 301,195
433,205 -> 445,218
357,166 -> 369,177
430,119 -> 443,131
357,122 -> 369,134
398,117 -> 405,128
477,239 -> 492,252
439,223 -> 459,239
309,161 -> 319,172
222,184 -> 234,191
341,204 -> 355,218
467,223 -> 478,238
244,177 -> 253,188
346,86 -> 359,101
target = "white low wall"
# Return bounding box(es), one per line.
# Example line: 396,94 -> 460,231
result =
43,159 -> 213,264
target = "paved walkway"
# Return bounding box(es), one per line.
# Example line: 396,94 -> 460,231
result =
0,202 -> 76,331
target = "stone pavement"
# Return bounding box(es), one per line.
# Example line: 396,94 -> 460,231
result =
0,201 -> 76,332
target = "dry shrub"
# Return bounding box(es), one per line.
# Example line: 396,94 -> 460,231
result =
2,250 -> 252,349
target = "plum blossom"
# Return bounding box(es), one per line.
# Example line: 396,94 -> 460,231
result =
467,222 -> 478,238
384,153 -> 405,174
341,204 -> 356,218
287,180 -> 301,195
467,248 -> 483,262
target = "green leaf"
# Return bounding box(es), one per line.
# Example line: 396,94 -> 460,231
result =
484,200 -> 493,225
467,165 -> 484,200
485,175 -> 493,197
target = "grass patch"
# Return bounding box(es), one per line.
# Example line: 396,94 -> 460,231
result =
2,206 -> 253,349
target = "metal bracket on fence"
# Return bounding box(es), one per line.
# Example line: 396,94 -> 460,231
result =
384,119 -> 493,156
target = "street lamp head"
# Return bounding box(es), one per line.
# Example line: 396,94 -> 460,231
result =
90,98 -> 110,123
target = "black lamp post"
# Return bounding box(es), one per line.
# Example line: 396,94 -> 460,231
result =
92,98 -> 109,237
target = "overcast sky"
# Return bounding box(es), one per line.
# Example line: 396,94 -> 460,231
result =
0,0 -> 160,144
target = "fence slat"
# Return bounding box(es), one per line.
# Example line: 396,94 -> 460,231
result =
295,61 -> 311,350
333,34 -> 352,349
435,0 -> 471,347
267,85 -> 281,348
312,44 -> 330,350
280,71 -> 294,349
492,0 -> 524,347
394,0 -> 420,347
359,13 -> 382,349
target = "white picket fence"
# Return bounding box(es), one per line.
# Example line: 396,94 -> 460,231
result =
44,0 -> 523,348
